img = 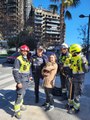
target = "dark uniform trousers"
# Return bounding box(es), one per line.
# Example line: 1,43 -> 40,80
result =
33,70 -> 42,102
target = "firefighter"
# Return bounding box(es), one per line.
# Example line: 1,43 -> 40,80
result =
67,44 -> 89,114
58,43 -> 72,101
13,45 -> 32,119
31,45 -> 48,103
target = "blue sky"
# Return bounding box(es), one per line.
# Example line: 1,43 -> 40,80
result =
33,0 -> 90,46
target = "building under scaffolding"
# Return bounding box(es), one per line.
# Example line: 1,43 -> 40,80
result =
29,7 -> 63,47
0,0 -> 32,40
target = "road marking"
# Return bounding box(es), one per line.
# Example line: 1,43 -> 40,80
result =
0,74 -> 12,80
0,73 -> 15,89
0,76 -> 14,85
0,80 -> 15,89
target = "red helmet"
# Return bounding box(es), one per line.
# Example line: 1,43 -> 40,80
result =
20,45 -> 30,51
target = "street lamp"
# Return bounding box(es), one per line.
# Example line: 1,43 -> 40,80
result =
79,14 -> 90,61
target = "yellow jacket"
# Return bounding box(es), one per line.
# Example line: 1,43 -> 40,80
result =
70,53 -> 88,74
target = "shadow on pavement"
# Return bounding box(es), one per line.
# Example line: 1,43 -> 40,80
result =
0,90 -> 15,117
0,89 -> 37,117
24,89 -> 46,106
0,86 -> 90,120
0,88 -> 48,117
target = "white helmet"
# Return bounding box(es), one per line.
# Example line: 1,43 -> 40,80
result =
61,43 -> 68,49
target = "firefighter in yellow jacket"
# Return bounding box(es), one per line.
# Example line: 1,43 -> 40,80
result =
13,45 -> 32,119
67,44 -> 89,114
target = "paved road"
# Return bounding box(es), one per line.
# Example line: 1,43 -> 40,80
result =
0,66 -> 90,120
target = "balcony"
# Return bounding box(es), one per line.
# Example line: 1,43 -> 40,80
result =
35,21 -> 43,24
46,19 -> 60,24
35,17 -> 43,20
46,31 -> 60,34
46,27 -> 59,31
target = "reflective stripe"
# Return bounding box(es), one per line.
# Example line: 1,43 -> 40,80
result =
68,99 -> 74,105
14,99 -> 23,112
19,71 -> 30,74
14,104 -> 20,112
13,68 -> 19,71
63,65 -> 70,67
62,88 -> 67,93
73,71 -> 84,74
73,100 -> 80,110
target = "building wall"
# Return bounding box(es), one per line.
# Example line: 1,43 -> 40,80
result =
6,0 -> 24,38
0,0 -> 7,38
0,0 -> 32,40
30,8 -> 63,47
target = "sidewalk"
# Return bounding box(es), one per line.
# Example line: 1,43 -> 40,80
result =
0,72 -> 90,120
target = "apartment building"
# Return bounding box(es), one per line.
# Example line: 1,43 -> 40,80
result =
30,8 -> 63,47
0,0 -> 7,38
0,0 -> 32,40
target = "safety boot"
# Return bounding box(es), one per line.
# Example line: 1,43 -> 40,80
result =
14,111 -> 21,119
20,105 -> 26,111
67,99 -> 80,114
65,99 -> 73,110
14,104 -> 21,119
45,105 -> 54,111
67,107 -> 80,114
65,103 -> 73,110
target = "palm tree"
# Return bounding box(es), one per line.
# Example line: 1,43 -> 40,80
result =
49,4 -> 58,14
49,0 -> 80,43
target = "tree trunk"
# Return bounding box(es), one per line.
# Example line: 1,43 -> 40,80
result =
60,3 -> 65,44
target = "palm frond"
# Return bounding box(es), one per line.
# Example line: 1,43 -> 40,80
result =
50,0 -> 60,2
71,0 -> 80,7
49,4 -> 58,14
65,10 -> 72,19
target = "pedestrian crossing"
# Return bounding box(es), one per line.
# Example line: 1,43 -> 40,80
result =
0,73 -> 12,80
0,73 -> 15,89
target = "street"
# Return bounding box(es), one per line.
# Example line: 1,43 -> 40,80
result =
0,63 -> 90,120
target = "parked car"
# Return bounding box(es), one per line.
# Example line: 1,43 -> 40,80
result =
6,52 -> 20,64
6,50 -> 35,64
